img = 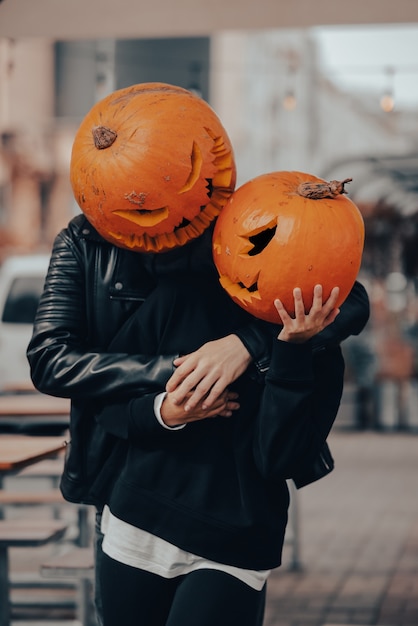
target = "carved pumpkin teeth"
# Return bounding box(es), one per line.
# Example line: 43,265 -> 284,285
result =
219,275 -> 261,304
112,189 -> 220,235
108,199 -> 222,253
113,207 -> 168,226
205,178 -> 213,198
239,281 -> 258,293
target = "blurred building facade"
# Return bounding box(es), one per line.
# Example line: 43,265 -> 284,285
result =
1,32 -> 418,429
1,32 -> 418,254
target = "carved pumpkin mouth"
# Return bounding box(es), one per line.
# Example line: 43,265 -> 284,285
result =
113,207 -> 169,227
108,178 -> 231,252
109,200 -> 220,252
109,180 -> 230,252
219,274 -> 261,305
112,178 -> 215,229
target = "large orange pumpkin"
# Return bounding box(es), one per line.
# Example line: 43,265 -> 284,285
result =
70,82 -> 236,253
212,171 -> 365,322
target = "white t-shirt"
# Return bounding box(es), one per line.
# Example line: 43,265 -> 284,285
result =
101,506 -> 270,591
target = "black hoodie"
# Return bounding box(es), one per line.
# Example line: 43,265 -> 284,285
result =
95,230 -> 350,570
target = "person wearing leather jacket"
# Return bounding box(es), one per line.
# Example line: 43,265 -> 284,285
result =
27,213 -> 369,626
27,215 -> 282,505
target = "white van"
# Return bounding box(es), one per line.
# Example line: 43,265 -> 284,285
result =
0,254 -> 50,391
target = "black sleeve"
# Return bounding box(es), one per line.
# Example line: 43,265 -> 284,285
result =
234,280 -> 369,380
27,228 -> 175,401
253,340 -> 344,482
233,319 -> 275,376
96,393 -> 166,440
311,280 -> 370,350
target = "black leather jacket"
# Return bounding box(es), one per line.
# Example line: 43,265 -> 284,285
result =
27,215 -> 274,504
27,214 -> 370,505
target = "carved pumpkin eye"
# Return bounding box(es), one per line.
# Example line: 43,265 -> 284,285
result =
213,171 -> 365,322
179,141 -> 204,194
247,224 -> 276,256
70,83 -> 236,253
228,224 -> 277,296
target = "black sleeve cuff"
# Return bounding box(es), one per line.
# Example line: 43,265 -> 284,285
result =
128,394 -> 185,441
267,340 -> 314,382
311,280 -> 370,351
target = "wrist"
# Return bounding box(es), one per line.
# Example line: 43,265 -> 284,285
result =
155,393 -> 186,430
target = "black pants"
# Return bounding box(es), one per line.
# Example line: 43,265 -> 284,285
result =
100,552 -> 266,626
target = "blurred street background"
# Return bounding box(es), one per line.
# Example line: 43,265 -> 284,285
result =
1,4 -> 418,430
266,428 -> 418,626
0,1 -> 417,625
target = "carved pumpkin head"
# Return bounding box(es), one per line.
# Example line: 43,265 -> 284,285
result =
212,171 -> 365,322
70,82 -> 236,253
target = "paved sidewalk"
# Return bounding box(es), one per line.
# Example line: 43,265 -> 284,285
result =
7,430 -> 418,625
264,430 -> 418,626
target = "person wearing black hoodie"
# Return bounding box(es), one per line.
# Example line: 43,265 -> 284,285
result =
93,228 -> 367,626
27,214 -> 369,626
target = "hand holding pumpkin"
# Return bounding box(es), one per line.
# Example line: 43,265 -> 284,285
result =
275,284 -> 340,343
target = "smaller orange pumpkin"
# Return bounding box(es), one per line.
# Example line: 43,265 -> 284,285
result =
70,82 -> 236,253
212,171 -> 365,322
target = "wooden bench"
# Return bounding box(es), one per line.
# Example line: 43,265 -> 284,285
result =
0,518 -> 68,626
6,459 -> 63,502
41,547 -> 95,626
0,489 -> 91,547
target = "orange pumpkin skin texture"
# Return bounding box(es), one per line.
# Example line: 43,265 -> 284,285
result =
70,83 -> 236,253
212,171 -> 365,322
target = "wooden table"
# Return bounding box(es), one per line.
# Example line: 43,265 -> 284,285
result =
0,434 -> 67,475
0,394 -> 70,435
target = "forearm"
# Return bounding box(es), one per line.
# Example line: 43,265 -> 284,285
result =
97,386 -> 239,441
253,340 -> 344,481
233,318 -> 276,378
96,393 -> 165,440
28,323 -> 175,400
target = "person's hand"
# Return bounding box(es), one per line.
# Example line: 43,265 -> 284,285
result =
275,284 -> 340,343
160,389 -> 240,428
165,334 -> 251,412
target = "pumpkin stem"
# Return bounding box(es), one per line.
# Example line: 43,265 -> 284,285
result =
297,177 -> 353,199
92,125 -> 117,150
